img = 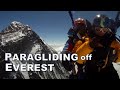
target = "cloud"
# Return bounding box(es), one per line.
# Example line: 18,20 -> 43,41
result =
50,44 -> 64,53
113,62 -> 120,79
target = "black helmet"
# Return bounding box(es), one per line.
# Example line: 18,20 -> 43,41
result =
93,14 -> 114,28
87,15 -> 115,43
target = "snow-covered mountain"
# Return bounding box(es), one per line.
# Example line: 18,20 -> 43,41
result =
0,21 -> 69,79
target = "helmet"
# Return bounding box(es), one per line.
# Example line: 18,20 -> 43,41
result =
91,14 -> 115,38
74,18 -> 86,27
67,18 -> 87,37
93,14 -> 114,28
74,18 -> 88,35
68,18 -> 92,39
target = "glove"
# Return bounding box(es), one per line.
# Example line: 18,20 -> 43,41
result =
89,37 -> 102,48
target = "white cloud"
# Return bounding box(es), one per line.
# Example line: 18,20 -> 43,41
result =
113,62 -> 120,79
50,44 -> 64,53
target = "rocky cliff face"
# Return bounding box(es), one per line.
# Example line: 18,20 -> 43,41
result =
0,21 -> 69,79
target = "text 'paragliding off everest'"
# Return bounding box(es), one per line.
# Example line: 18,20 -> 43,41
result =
4,53 -> 92,72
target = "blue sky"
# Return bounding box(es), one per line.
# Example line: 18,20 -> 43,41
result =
0,11 -> 119,45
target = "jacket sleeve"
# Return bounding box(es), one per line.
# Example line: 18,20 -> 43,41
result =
111,40 -> 120,63
116,49 -> 120,63
62,38 -> 74,53
72,40 -> 83,53
75,41 -> 93,64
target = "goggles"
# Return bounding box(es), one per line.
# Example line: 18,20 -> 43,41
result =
93,17 -> 113,28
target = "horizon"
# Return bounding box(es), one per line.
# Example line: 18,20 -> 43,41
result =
0,11 -> 120,52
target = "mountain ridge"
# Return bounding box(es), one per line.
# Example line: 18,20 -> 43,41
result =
0,21 -> 69,79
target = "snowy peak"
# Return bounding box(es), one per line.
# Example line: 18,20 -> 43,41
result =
11,21 -> 31,31
11,21 -> 24,26
0,21 -> 32,46
2,21 -> 31,33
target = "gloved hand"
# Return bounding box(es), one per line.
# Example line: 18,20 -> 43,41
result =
89,37 -> 103,48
